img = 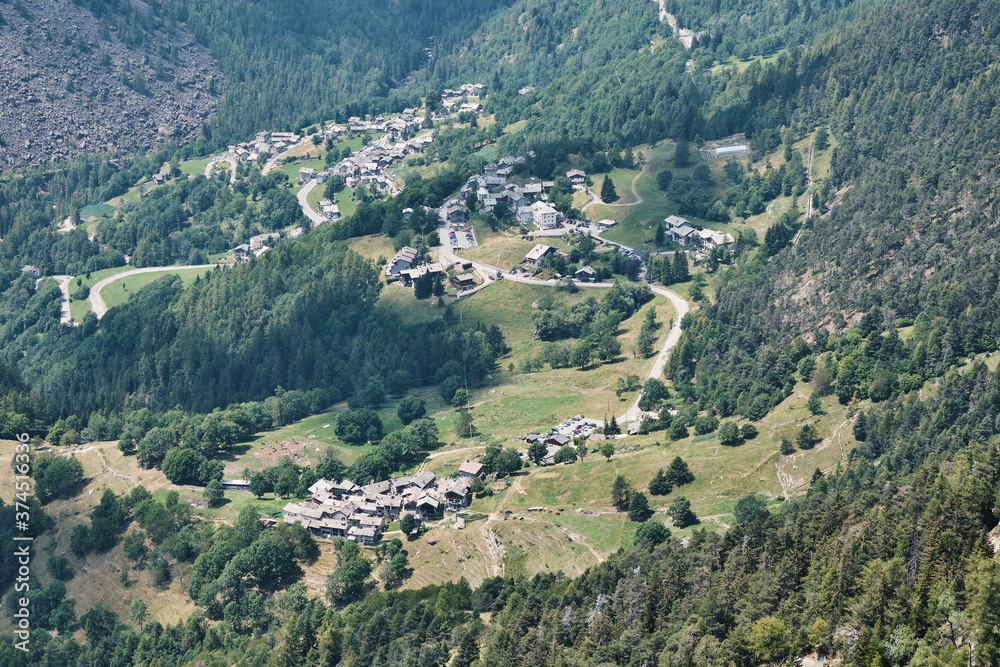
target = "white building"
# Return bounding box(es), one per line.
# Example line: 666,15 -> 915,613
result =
531,202 -> 558,229
525,244 -> 554,268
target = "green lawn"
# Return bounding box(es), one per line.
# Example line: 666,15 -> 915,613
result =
448,376 -> 853,537
455,222 -> 539,272
334,187 -> 359,218
376,282 -> 445,325
709,48 -> 789,75
587,142 -> 732,253
98,267 -> 211,311
105,179 -> 154,207
276,158 -> 326,192
307,180 -> 329,211
178,156 -> 213,176
348,234 -> 397,265
450,280 -> 676,441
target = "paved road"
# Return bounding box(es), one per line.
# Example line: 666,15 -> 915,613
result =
205,155 -> 237,184
262,139 -> 312,176
89,264 -> 220,319
297,180 -> 327,225
442,235 -> 689,425
580,158 -> 648,219
37,275 -> 75,325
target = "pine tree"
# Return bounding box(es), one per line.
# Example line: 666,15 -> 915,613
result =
664,456 -> 694,486
674,139 -> 690,168
667,496 -> 696,527
603,415 -> 621,436
672,251 -> 690,282
628,492 -> 651,521
600,176 -> 618,202
649,469 -> 672,495
611,474 -> 633,511
797,424 -> 818,449
637,328 -> 656,358
853,412 -> 868,441
456,408 -> 475,438
414,272 -> 433,299
453,629 -> 481,667
654,221 -> 665,246
659,257 -> 674,285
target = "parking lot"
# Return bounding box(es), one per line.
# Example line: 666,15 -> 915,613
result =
549,414 -> 604,438
438,223 -> 477,250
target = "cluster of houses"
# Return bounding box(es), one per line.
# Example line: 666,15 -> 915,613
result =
281,460 -> 486,544
441,83 -> 487,113
223,131 -> 299,165
303,125 -> 435,218
665,215 -> 735,250
218,111 -> 438,223
458,154 -> 574,230
384,245 -> 447,288
522,243 -> 600,282
229,232 -> 282,261
522,416 -> 606,464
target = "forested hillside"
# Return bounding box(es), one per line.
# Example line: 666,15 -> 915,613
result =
667,0 -> 1000,421
157,0 -> 517,141
4,0 -> 1000,665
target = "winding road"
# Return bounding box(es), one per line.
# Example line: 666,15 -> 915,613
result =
37,275 -> 75,325
89,264 -> 220,319
438,235 -> 689,425
580,159 -> 649,217
297,180 -> 327,226
205,155 -> 238,184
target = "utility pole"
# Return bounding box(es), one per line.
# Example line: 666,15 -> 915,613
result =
460,304 -> 474,458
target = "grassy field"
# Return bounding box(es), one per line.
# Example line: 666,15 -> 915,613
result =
285,143 -> 322,159
307,179 -> 330,211
399,386 -> 855,586
425,374 -> 853,537
333,187 -> 360,218
376,282 -> 446,325
448,280 -> 676,442
709,48 -> 789,75
0,439 -> 195,634
97,267 -> 210,312
348,234 -> 397,265
588,142 -> 733,252
276,158 -> 326,192
454,216 -> 575,272
588,129 -> 838,253
455,227 -> 538,272
178,156 -> 213,177
105,179 -> 156,207
68,267 -> 211,321
739,128 -> 838,235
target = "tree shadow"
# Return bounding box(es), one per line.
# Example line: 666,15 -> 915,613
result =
214,443 -> 252,462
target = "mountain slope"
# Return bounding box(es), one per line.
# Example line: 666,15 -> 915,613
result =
0,0 -> 220,168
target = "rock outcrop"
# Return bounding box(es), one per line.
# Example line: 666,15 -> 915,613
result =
0,0 -> 221,168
